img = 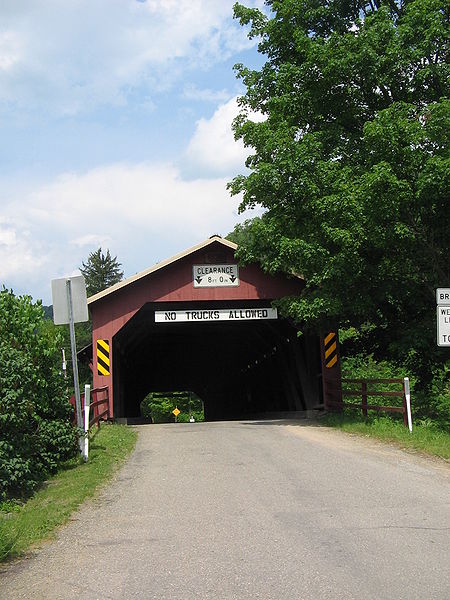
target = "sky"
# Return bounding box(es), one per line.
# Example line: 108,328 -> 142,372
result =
0,0 -> 266,305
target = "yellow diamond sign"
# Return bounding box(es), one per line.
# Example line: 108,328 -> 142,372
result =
172,408 -> 180,417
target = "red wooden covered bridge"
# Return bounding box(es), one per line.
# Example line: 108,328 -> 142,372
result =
86,236 -> 341,421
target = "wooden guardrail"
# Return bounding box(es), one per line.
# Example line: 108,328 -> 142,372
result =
70,385 -> 110,428
326,378 -> 410,427
86,386 -> 110,428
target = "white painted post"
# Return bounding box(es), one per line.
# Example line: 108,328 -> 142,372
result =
83,384 -> 91,462
61,347 -> 67,379
404,377 -> 412,433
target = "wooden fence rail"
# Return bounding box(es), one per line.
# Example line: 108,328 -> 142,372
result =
86,386 -> 110,428
70,386 -> 110,428
326,378 -> 409,427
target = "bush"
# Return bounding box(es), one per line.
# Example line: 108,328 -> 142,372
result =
340,349 -> 449,430
340,354 -> 402,381
140,391 -> 204,423
413,365 -> 450,429
176,411 -> 204,423
0,290 -> 78,500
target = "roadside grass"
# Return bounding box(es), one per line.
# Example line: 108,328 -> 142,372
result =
0,424 -> 137,562
322,412 -> 450,460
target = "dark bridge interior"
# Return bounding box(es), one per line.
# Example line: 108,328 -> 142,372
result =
113,301 -> 322,420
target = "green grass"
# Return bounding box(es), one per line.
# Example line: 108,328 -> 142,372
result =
0,424 -> 138,562
323,412 -> 450,460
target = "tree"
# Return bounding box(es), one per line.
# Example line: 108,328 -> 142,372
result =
0,289 -> 78,500
229,0 -> 449,387
80,248 -> 124,297
140,392 -> 204,423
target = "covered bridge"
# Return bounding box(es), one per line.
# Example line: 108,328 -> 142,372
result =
87,236 -> 341,421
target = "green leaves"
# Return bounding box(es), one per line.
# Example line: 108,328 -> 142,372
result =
229,0 -> 449,385
0,290 -> 78,500
140,391 -> 204,423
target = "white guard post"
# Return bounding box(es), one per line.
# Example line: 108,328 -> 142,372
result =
83,384 -> 91,461
404,377 -> 412,433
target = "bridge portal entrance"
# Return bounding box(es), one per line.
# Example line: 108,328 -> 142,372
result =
88,237 -> 341,421
113,300 -> 321,420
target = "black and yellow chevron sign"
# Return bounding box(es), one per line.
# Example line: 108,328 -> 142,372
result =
97,339 -> 110,376
324,332 -> 338,369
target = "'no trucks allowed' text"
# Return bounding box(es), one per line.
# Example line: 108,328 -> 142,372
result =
155,307 -> 278,323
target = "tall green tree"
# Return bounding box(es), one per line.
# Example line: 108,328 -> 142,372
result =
80,248 -> 124,297
0,290 -> 78,500
229,0 -> 449,386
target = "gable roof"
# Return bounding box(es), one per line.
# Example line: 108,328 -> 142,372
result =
87,235 -> 237,305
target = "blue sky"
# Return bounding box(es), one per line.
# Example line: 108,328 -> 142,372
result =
0,0 -> 265,304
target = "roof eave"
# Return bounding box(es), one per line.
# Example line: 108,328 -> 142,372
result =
87,236 -> 238,305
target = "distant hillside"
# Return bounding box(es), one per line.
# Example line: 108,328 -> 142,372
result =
43,305 -> 53,320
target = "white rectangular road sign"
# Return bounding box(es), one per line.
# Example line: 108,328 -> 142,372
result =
193,264 -> 239,288
437,306 -> 450,346
51,275 -> 88,325
436,288 -> 450,305
155,307 -> 277,323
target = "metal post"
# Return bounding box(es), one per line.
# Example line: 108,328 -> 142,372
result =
67,279 -> 83,432
83,384 -> 91,461
61,347 -> 67,378
189,391 -> 195,423
404,377 -> 413,432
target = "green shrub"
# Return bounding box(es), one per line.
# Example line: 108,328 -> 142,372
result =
340,350 -> 449,430
341,354 -> 402,380
0,289 -> 78,500
140,391 -> 204,423
176,410 -> 205,423
413,365 -> 450,429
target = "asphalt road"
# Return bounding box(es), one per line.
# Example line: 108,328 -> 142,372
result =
1,421 -> 449,600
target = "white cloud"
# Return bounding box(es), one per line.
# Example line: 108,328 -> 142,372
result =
0,0 -> 258,115
25,162 -> 239,236
70,234 -> 112,248
0,218 -> 44,283
1,161 -> 255,303
182,84 -> 231,103
0,0 -> 268,301
0,31 -> 22,71
185,97 -> 246,176
184,96 -> 264,177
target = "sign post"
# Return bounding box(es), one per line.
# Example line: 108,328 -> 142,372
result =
66,279 -> 83,429
83,384 -> 91,462
61,347 -> 67,378
403,377 -> 412,433
51,275 -> 88,449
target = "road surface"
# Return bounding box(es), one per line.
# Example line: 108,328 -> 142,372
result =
1,420 -> 449,599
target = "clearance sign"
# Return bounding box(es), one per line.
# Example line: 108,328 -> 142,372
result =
193,264 -> 239,288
